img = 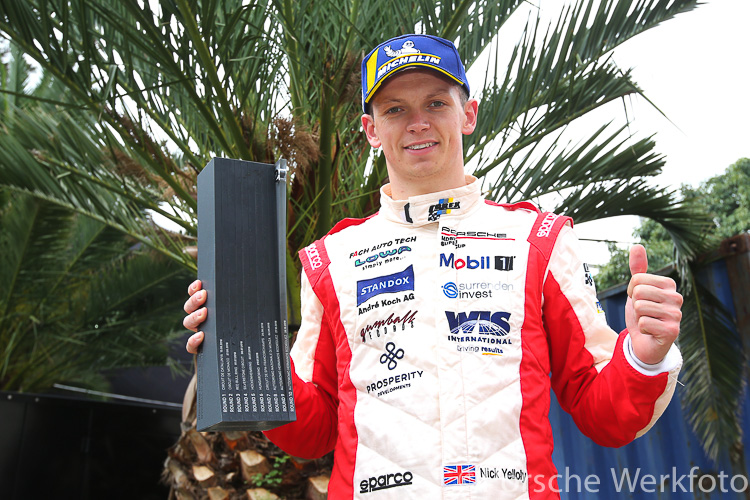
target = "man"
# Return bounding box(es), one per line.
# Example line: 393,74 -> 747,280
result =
184,34 -> 683,499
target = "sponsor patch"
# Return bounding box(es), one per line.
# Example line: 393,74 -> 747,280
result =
360,310 -> 417,343
444,465 -> 476,486
360,471 -> 414,493
379,342 -> 404,370
439,253 -> 515,271
536,212 -> 560,238
385,40 -> 421,58
446,311 -> 511,336
305,243 -> 323,270
355,245 -> 411,269
366,370 -> 423,397
445,311 -> 513,355
442,282 -> 459,298
583,263 -> 594,286
357,265 -> 414,306
428,198 -> 460,222
440,226 -> 512,247
441,281 -> 513,299
377,53 -> 442,79
349,237 -> 416,259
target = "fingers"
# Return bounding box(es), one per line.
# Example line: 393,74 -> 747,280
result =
630,277 -> 682,343
632,297 -> 683,325
635,315 -> 680,341
186,331 -> 204,354
184,289 -> 207,314
183,306 -> 207,332
630,274 -> 681,297
629,244 -> 648,277
188,279 -> 202,296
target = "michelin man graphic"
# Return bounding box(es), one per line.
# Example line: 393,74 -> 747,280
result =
384,40 -> 421,58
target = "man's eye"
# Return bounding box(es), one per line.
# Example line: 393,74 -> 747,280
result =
429,101 -> 445,108
386,106 -> 402,114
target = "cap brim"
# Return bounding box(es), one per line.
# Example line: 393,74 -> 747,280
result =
364,63 -> 467,105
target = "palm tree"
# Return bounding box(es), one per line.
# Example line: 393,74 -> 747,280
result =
0,188 -> 195,392
0,45 -> 195,393
3,0 -> 734,497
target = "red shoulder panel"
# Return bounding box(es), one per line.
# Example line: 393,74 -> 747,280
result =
327,213 -> 377,236
299,240 -> 330,288
299,214 -> 376,286
527,212 -> 573,261
484,200 -> 541,213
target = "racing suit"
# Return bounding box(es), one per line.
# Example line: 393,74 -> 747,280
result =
265,176 -> 682,499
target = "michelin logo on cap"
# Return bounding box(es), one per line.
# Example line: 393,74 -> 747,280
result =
376,52 -> 442,79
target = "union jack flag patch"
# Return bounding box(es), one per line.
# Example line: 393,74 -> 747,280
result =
443,464 -> 476,486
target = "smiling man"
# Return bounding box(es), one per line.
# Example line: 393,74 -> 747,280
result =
184,34 -> 683,499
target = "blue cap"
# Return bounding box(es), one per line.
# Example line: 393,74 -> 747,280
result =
361,34 -> 470,113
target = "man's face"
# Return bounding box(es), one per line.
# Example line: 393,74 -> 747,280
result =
361,69 -> 478,197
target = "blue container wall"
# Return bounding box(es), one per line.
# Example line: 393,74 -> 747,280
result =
546,259 -> 748,498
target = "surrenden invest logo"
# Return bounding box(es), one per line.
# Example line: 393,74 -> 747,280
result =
442,281 -> 513,299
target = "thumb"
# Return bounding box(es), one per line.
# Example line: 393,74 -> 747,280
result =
629,244 -> 648,276
627,244 -> 648,298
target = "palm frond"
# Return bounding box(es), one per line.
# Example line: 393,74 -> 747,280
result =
679,273 -> 746,462
0,190 -> 192,392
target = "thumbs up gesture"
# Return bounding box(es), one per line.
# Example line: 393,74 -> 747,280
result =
625,244 -> 683,364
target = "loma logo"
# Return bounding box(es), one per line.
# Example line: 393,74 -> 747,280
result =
356,246 -> 411,267
445,311 -> 511,336
357,265 -> 414,306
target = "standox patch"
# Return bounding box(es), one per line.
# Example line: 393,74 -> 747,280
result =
356,265 -> 414,306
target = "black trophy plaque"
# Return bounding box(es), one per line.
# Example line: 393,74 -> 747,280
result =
196,158 -> 296,432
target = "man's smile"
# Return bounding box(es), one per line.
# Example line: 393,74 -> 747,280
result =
405,141 -> 438,150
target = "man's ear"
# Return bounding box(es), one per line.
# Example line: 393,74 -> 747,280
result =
461,99 -> 479,135
361,114 -> 382,148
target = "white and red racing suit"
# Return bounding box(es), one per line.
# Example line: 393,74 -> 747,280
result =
265,176 -> 682,499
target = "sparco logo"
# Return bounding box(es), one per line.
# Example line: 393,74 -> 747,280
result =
360,471 -> 413,493
305,244 -> 323,270
536,213 -> 560,238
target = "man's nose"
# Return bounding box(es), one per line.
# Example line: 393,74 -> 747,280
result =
406,109 -> 430,133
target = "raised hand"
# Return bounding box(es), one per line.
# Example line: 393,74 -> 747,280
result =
625,244 -> 683,365
183,279 -> 207,354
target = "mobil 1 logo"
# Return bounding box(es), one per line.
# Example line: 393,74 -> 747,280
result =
440,253 -> 515,271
